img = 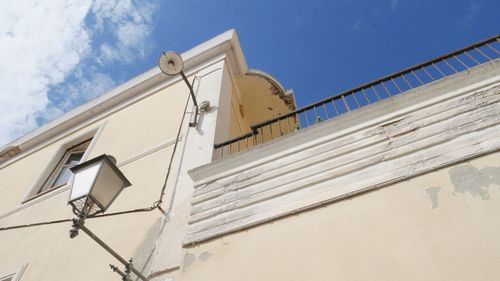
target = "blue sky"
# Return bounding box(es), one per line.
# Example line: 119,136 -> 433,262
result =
0,0 -> 499,146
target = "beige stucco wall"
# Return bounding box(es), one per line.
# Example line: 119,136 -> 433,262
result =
228,84 -> 250,138
236,74 -> 294,127
180,151 -> 500,281
0,78 -> 191,280
214,73 -> 296,158
0,63 -> 294,280
229,73 -> 296,140
0,29 -> 297,280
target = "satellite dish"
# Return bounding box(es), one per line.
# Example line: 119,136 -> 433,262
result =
158,51 -> 184,76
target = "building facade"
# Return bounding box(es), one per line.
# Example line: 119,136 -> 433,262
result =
0,30 -> 499,281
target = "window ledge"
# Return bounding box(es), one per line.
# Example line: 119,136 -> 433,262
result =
0,184 -> 70,221
21,183 -> 68,204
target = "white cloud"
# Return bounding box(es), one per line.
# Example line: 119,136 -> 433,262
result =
92,0 -> 156,64
0,0 -> 157,146
98,43 -> 121,63
0,0 -> 92,145
50,68 -> 117,112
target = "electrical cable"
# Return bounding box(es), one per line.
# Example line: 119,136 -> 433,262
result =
0,218 -> 73,231
155,75 -> 195,206
0,76 -> 195,232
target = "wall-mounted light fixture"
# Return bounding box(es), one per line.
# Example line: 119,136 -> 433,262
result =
158,51 -> 209,127
68,154 -> 149,281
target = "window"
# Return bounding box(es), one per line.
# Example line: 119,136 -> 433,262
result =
32,139 -> 91,197
22,125 -> 102,205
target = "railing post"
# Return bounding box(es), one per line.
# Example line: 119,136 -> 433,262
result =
212,35 -> 499,159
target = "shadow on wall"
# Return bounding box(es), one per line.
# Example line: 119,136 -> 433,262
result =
132,217 -> 164,277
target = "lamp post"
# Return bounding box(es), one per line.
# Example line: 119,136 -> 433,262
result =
159,51 -> 206,127
68,154 -> 149,281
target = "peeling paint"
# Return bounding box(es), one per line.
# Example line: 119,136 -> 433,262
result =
183,253 -> 196,272
425,186 -> 441,209
199,251 -> 212,262
449,165 -> 500,200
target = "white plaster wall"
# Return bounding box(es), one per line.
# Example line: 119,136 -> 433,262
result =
146,58 -> 233,280
180,150 -> 500,281
186,60 -> 500,244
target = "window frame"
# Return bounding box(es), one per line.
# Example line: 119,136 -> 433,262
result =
33,139 -> 91,199
21,128 -> 100,205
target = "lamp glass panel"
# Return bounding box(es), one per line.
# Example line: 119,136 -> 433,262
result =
90,161 -> 125,211
69,161 -> 101,203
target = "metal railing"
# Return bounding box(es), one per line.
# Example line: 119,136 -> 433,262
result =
214,35 -> 500,159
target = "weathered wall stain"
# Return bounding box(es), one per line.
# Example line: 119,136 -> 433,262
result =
182,251 -> 213,272
449,165 -> 500,200
183,253 -> 196,272
199,251 -> 212,262
425,186 -> 441,209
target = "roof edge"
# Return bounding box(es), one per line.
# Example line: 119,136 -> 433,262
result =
0,29 -> 247,163
245,69 -> 296,110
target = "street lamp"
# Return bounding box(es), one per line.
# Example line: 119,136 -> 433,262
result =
68,154 -> 130,217
159,51 -> 209,127
68,154 -> 149,281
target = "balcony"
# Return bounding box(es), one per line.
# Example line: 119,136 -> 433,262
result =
186,35 -> 500,245
214,35 -> 500,159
